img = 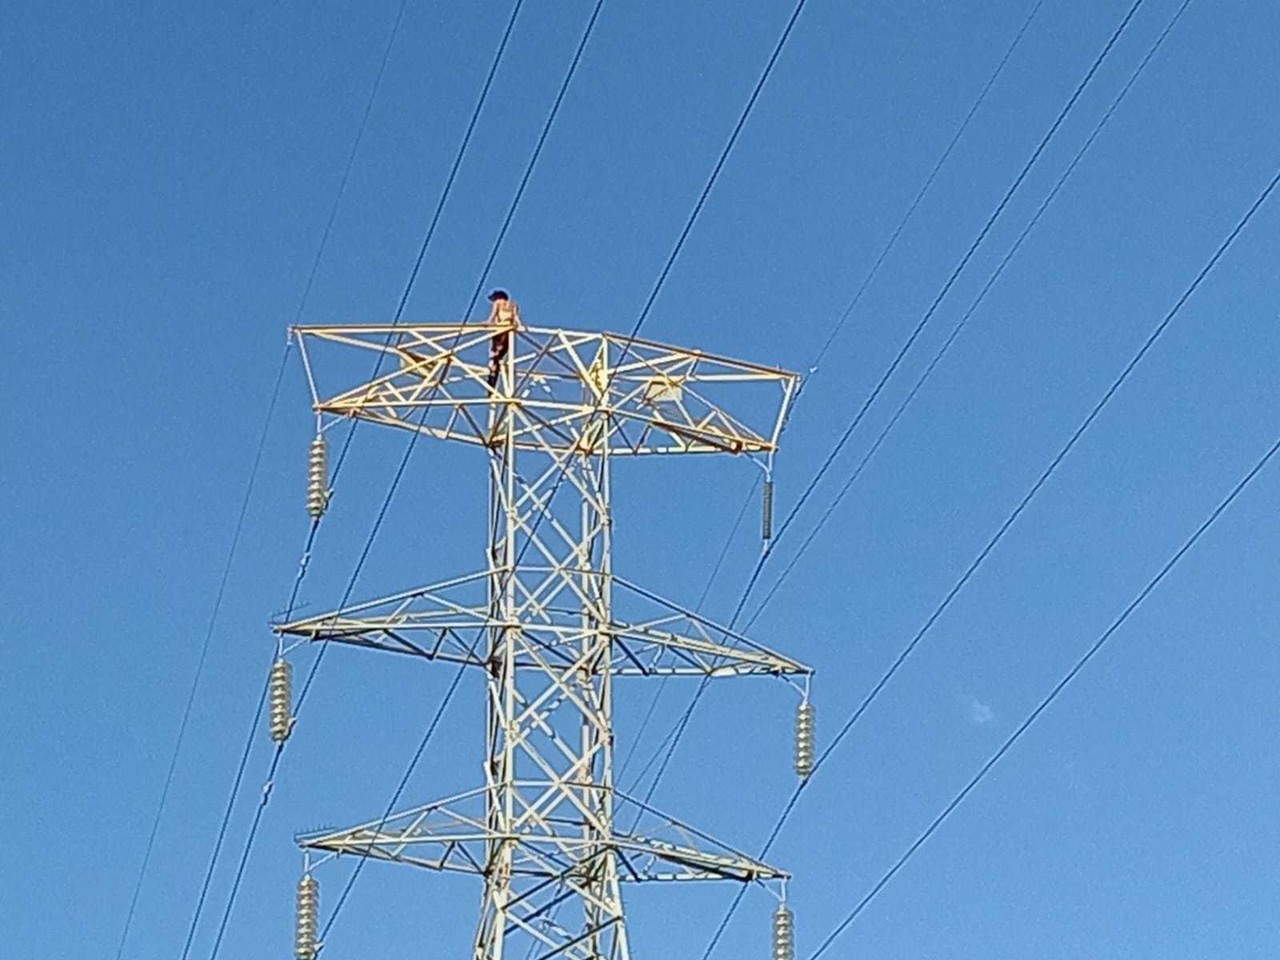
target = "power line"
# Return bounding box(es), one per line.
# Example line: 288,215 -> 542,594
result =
125,1 -> 420,954
632,0 -> 1162,834
193,495 -> 331,960
616,472 -> 759,781
178,678 -> 279,960
313,0 -> 606,687
627,0 -> 1150,816
809,0 -> 1047,370
193,4 -> 603,954
540,0 -> 817,803
295,0 -> 603,719
112,344 -> 290,960
202,742 -> 287,958
332,0 -> 600,492
292,0 -> 416,335
188,0 -> 545,957
817,41 -> 1277,820
620,0 -> 1046,795
495,0 -> 812,625
770,0 -> 1148,553
807,429 -> 1280,958
623,0 -> 811,347
307,0 -> 608,641
326,0 -> 529,490
316,637 -> 481,945
176,520 -> 320,960
176,0 -> 533,952
463,0 -> 606,318
295,0 -> 543,715
317,0 -> 815,942
743,0 -> 1197,633
704,131 -> 1280,960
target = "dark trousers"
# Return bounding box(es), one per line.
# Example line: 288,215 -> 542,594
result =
488,331 -> 510,386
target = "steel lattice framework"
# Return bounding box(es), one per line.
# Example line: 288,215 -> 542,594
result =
278,320 -> 811,959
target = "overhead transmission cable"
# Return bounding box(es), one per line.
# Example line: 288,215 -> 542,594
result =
806,428 -> 1280,958
703,114 -> 1279,960
125,0 -> 420,932
113,347 -> 290,960
486,0 -> 820,944
497,0 -> 817,805
616,473 -> 758,780
178,516 -> 321,960
808,0 -> 1047,371
744,0 -> 1198,632
434,0 -> 812,660
195,4 -> 604,958
317,0 -> 831,921
619,0 -> 1045,784
626,0 -> 1150,808
770,0 -> 1149,551
308,0 -> 606,520
116,0 -> 416,955
318,0 -> 814,943
619,0 -> 810,353
174,3 -> 533,956
322,0 -> 603,519
317,631 -> 485,945
326,0 -> 529,489
295,0 -> 602,717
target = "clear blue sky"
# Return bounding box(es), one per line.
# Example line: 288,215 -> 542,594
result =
3,1 -> 1280,957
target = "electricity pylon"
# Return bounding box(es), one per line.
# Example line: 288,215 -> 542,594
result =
276,316 -> 813,959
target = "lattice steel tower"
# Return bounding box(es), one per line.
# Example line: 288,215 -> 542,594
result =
274,313 -> 813,959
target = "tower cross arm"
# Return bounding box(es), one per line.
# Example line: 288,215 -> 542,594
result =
271,571 -> 812,679
292,323 -> 799,458
296,784 -> 788,884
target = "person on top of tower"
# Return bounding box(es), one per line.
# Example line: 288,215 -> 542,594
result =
486,288 -> 520,387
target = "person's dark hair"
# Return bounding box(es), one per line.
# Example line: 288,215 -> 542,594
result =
488,289 -> 510,302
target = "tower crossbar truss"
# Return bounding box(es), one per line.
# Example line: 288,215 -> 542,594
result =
281,321 -> 810,959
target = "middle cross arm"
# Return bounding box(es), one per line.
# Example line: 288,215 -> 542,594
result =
274,570 -> 810,678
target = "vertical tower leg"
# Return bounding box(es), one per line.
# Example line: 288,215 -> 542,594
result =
476,379 -> 518,960
474,357 -> 630,959
574,436 -> 628,960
